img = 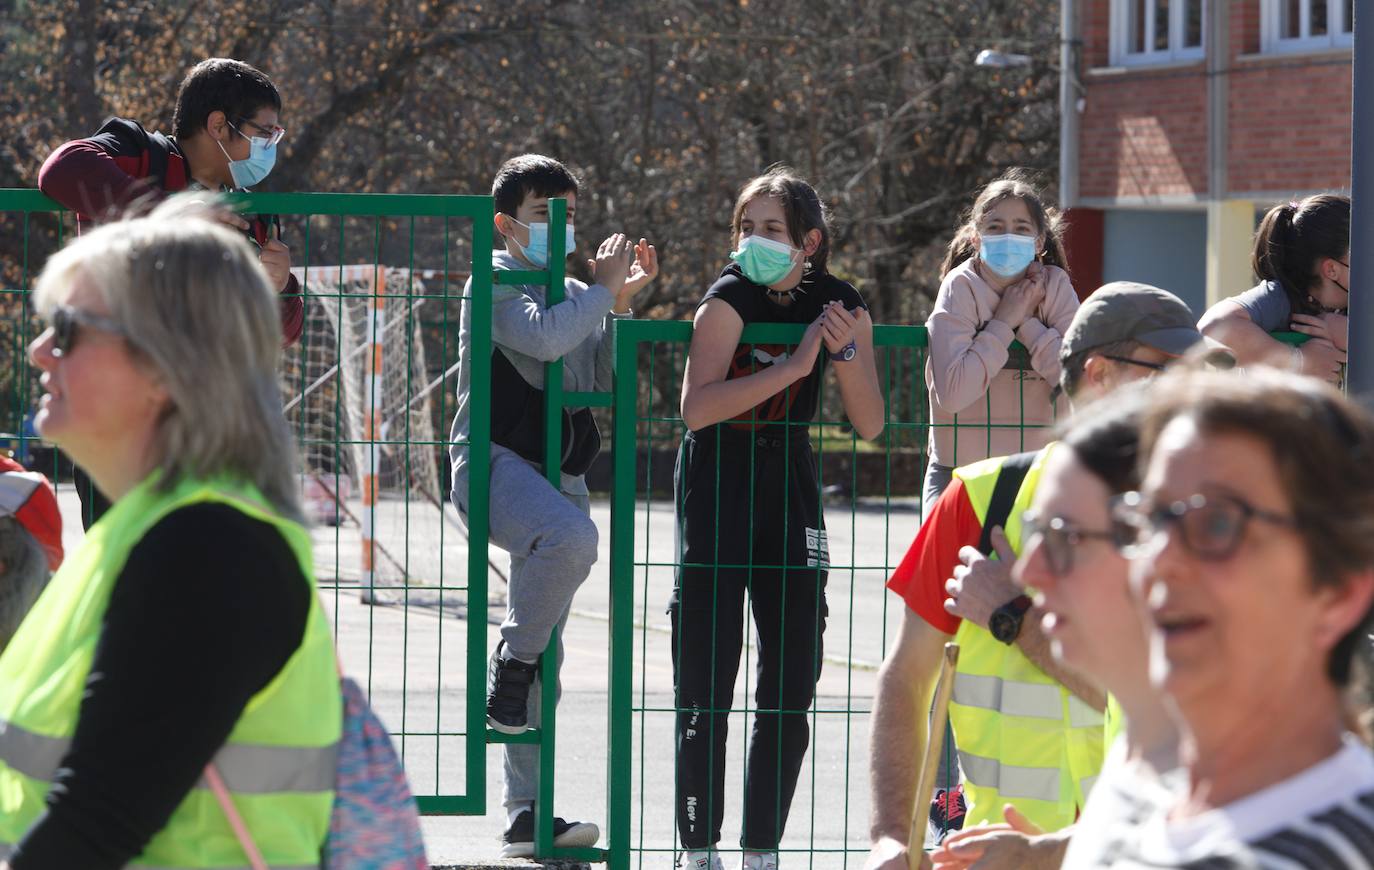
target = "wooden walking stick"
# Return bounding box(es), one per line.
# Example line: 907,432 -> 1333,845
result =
908,642 -> 960,870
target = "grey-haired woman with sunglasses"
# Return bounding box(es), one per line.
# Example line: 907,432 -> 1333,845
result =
0,196 -> 339,869
1102,368 -> 1374,868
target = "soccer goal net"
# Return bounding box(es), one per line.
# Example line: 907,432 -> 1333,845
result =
281,264 -> 461,604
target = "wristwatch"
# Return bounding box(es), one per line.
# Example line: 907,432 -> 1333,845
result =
989,594 -> 1033,645
829,340 -> 857,362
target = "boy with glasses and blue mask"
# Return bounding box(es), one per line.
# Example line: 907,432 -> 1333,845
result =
446,153 -> 658,858
38,57 -> 303,528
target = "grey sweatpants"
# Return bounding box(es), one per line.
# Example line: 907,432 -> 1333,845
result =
453,447 -> 599,807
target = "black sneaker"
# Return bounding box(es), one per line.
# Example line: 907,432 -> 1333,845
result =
499,808 -> 600,858
928,784 -> 967,843
487,641 -> 538,734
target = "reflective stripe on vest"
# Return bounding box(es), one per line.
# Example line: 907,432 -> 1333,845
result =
954,673 -> 1065,721
1081,774 -> 1100,797
954,674 -> 1106,727
959,751 -> 1061,803
0,718 -> 338,794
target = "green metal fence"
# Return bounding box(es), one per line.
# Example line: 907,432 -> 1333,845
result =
604,320 -> 1059,869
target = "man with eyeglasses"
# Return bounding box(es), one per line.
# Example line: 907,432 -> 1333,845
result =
866,282 -> 1232,870
38,57 -> 303,528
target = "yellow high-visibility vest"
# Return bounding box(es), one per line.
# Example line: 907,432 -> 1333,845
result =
948,446 -> 1106,833
0,474 -> 340,869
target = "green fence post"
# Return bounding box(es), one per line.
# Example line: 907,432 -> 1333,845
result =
536,197 -> 569,858
468,203 -> 496,817
607,318 -> 645,870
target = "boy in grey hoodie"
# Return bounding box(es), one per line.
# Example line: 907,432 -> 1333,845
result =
448,154 -> 658,857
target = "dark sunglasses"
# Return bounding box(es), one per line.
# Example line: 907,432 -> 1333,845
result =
45,305 -> 131,357
1020,512 -> 1116,577
1101,355 -> 1166,373
1109,490 -> 1298,562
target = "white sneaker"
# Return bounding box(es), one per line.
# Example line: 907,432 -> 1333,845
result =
738,852 -> 778,870
679,849 -> 725,870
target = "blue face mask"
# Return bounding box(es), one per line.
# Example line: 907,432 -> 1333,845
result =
730,235 -> 800,287
507,216 -> 576,268
217,124 -> 277,189
978,233 -> 1038,278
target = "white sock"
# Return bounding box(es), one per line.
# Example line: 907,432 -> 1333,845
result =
507,801 -> 533,827
500,644 -> 539,665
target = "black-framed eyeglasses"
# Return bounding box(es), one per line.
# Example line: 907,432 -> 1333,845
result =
1101,355 -> 1166,373
1109,490 -> 1298,562
230,118 -> 286,147
45,305 -> 131,357
1020,512 -> 1116,577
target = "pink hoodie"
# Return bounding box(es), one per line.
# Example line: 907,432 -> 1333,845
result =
924,259 -> 1080,467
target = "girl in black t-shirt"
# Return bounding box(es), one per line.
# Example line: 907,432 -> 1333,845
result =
672,169 -> 883,869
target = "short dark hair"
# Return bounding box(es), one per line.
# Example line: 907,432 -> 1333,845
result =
730,166 -> 833,275
491,154 -> 580,221
172,58 -> 282,140
1058,338 -> 1141,401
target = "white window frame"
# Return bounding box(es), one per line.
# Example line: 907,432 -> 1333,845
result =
1261,0 -> 1354,54
1109,0 -> 1207,66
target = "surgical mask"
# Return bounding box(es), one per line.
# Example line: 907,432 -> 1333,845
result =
730,235 -> 800,286
979,233 -> 1038,278
506,216 -> 576,268
217,124 -> 277,189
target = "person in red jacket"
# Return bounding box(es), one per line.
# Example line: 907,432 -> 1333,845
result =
38,57 -> 304,527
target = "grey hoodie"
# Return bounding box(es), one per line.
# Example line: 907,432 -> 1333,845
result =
448,250 -> 628,500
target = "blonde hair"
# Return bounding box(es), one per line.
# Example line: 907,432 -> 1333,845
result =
32,195 -> 303,523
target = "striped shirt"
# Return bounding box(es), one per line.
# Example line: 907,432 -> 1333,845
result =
1077,736 -> 1374,869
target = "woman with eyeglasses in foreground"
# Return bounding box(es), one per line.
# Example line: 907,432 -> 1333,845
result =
0,197 -> 340,869
1108,368 -> 1374,867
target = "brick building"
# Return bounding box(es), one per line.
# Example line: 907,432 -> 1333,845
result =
1061,0 -> 1353,317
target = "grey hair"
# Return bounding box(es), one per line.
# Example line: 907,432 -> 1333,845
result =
0,517 -> 50,654
33,195 -> 304,523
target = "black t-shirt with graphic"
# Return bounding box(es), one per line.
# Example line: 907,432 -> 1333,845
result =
697,264 -> 867,435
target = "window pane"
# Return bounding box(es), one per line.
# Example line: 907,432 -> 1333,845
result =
1129,0 -> 1146,52
1312,0 -> 1327,35
1281,0 -> 1301,38
1184,0 -> 1203,47
1343,0 -> 1353,33
1156,0 -> 1172,50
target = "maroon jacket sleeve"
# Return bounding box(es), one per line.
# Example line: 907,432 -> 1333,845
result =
38,139 -> 164,221
279,273 -> 304,347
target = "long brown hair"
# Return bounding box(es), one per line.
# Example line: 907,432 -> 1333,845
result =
730,166 -> 832,275
940,169 -> 1068,279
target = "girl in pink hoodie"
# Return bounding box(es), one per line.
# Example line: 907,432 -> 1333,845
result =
923,172 -> 1080,509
